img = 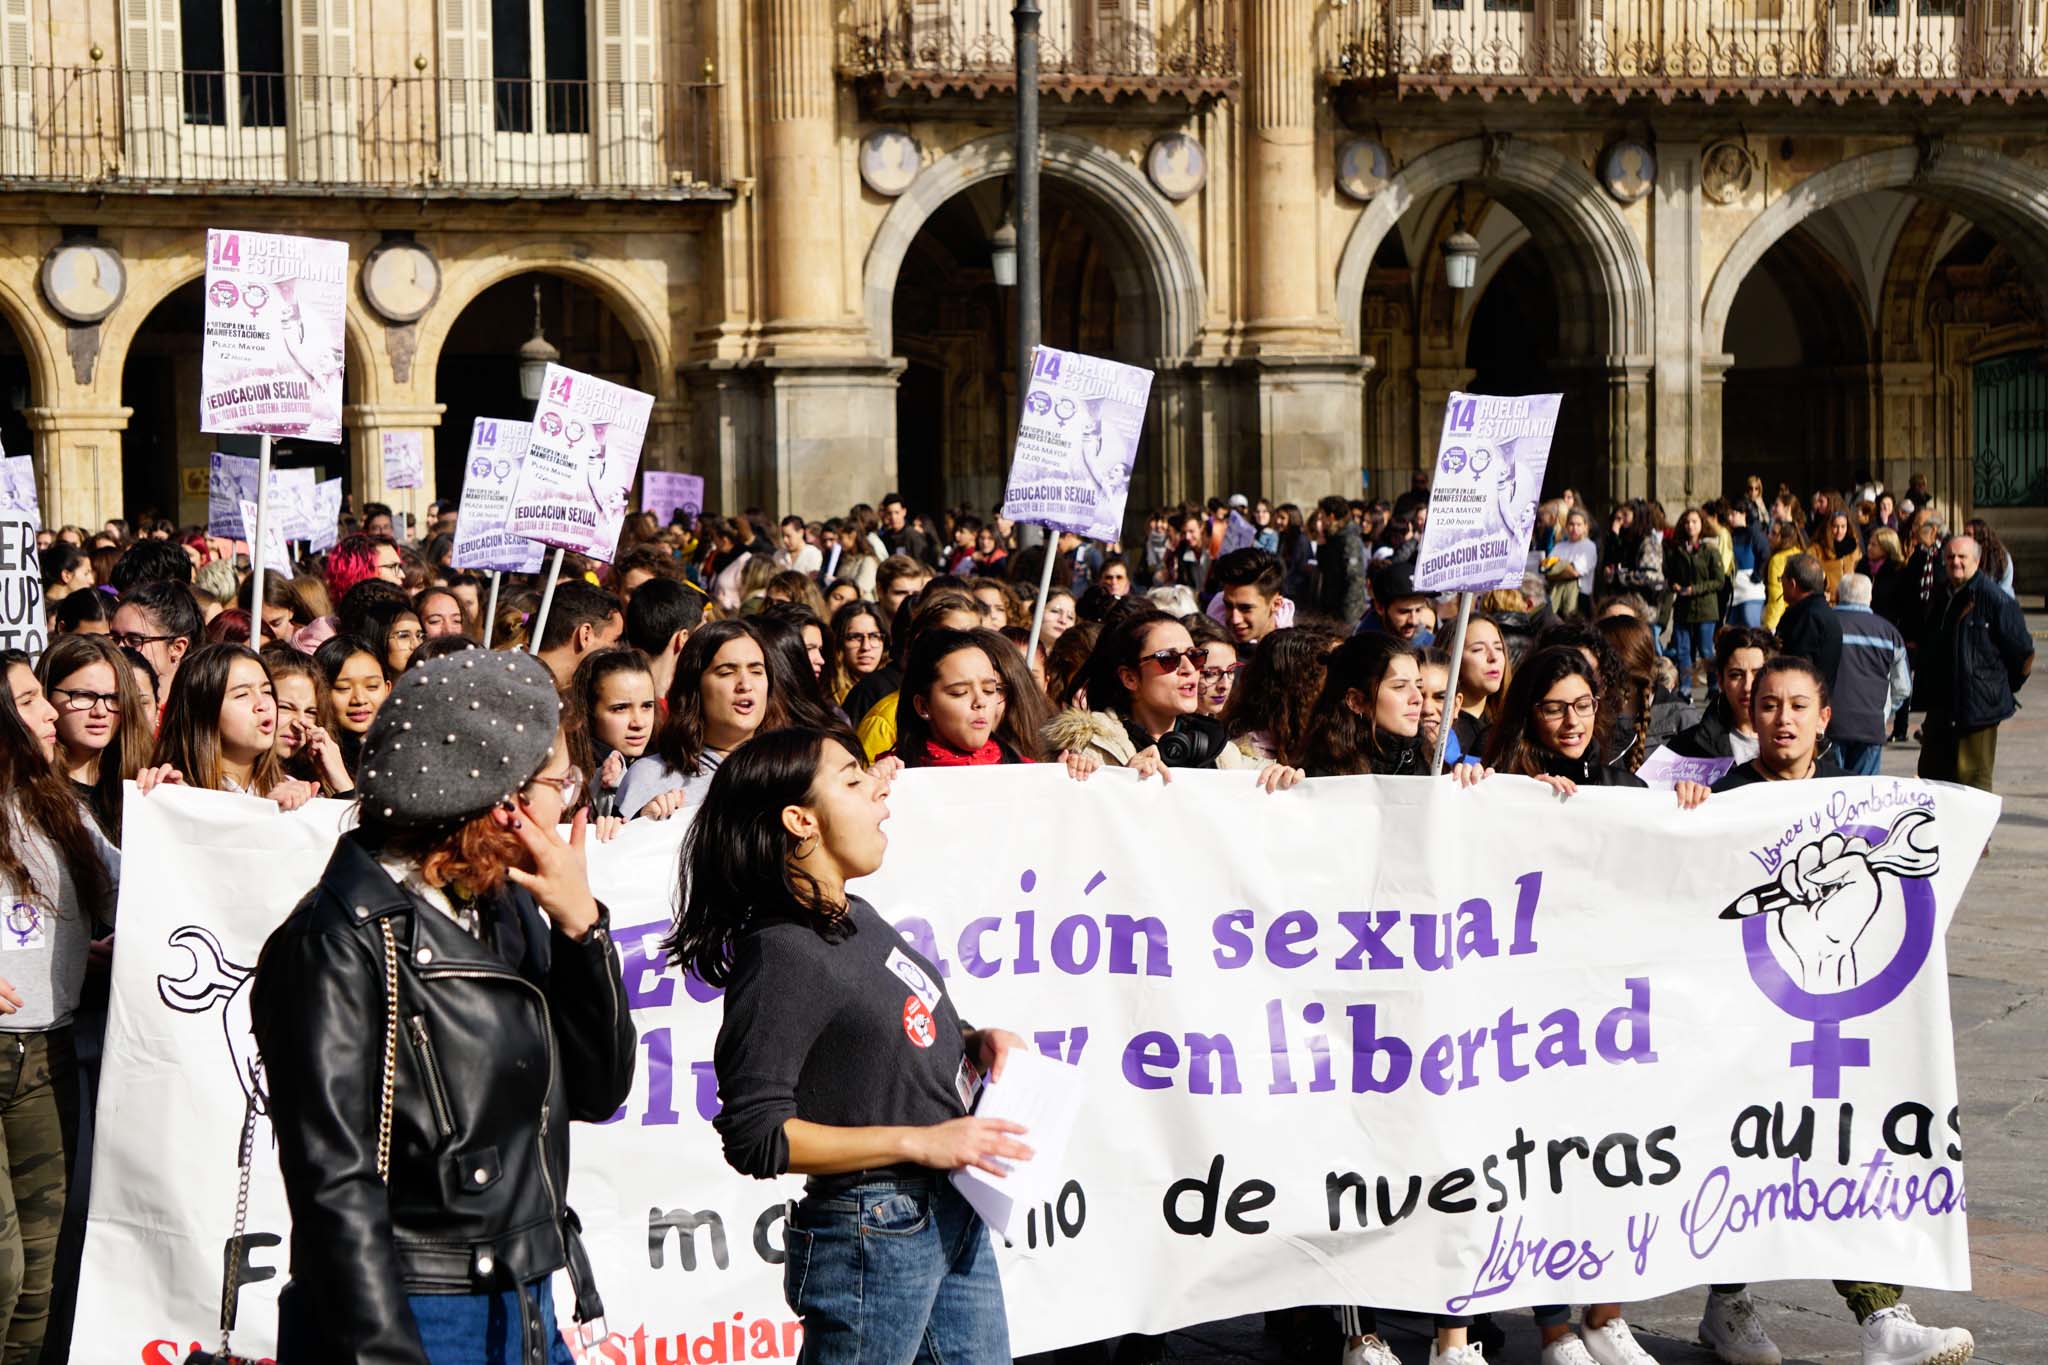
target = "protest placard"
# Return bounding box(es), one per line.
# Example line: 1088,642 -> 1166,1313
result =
237,499 -> 292,578
206,452 -> 260,539
201,230 -> 348,444
1638,746 -> 1738,790
504,364 -> 653,565
309,478 -> 343,553
81,770 -> 1992,1359
381,430 -> 425,490
1000,346 -> 1152,543
453,418 -> 548,573
270,467 -> 318,543
642,471 -> 705,528
1415,392 -> 1564,594
0,455 -> 40,526
0,503 -> 40,658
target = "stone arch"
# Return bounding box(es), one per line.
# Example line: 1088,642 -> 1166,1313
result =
416,248 -> 674,398
1704,144 -> 2048,355
0,272 -> 59,407
1335,137 -> 1654,359
864,130 -> 1206,363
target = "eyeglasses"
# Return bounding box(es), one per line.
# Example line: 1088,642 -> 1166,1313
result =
1200,664 -> 1246,686
1141,646 -> 1210,673
388,628 -> 425,646
1534,696 -> 1601,721
49,687 -> 120,714
110,631 -> 176,650
843,631 -> 885,647
525,764 -> 585,807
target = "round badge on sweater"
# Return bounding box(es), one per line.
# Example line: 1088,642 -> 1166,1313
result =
902,996 -> 936,1049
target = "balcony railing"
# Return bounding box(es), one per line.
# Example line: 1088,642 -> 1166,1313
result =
841,0 -> 1238,98
1322,0 -> 2048,99
0,66 -> 725,195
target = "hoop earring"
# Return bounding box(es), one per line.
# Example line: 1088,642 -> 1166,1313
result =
793,833 -> 818,859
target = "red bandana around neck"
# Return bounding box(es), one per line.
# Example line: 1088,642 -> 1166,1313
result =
922,738 -> 1008,767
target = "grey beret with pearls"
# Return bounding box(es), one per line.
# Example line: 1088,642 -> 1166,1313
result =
356,650 -> 561,825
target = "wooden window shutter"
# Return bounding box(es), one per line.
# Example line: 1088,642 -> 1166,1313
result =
438,0 -> 492,181
596,0 -> 655,182
291,0 -> 356,177
122,0 -> 180,177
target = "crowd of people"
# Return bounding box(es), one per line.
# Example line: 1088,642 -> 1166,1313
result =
0,468 -> 2025,1365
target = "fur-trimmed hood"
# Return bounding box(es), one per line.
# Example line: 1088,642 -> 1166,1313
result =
1043,708 -> 1138,766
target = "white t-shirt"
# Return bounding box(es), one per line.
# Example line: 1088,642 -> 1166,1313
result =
1553,538 -> 1599,595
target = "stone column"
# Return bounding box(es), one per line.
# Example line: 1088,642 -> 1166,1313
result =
25,406 -> 130,528
1414,365 -> 1476,468
761,358 -> 906,518
1876,360 -> 1934,497
757,0 -> 861,355
345,402 -> 445,531
1254,357 -> 1372,508
1652,140 -> 1707,505
1243,0 -> 1321,352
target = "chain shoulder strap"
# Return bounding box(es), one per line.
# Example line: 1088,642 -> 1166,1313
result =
377,918 -> 400,1183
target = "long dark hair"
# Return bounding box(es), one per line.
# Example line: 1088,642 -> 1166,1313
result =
1299,633 -> 1421,776
666,727 -> 859,986
1219,624 -> 1340,765
564,647 -> 655,811
894,628 -> 1048,764
152,643 -> 285,794
36,633 -> 152,838
1482,645 -> 1605,778
1077,608 -> 1179,719
0,650 -> 112,915
654,618 -> 779,777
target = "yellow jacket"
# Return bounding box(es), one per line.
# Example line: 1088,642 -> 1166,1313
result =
857,691 -> 899,762
1763,547 -> 1799,629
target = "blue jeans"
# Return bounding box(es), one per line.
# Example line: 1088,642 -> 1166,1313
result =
1728,599 -> 1763,628
1833,739 -> 1884,776
784,1173 -> 1008,1365
1669,620 -> 1717,698
408,1279 -> 574,1365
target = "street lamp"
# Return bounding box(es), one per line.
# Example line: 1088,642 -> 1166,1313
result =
517,280 -> 559,401
1442,186 -> 1480,291
990,215 -> 1018,286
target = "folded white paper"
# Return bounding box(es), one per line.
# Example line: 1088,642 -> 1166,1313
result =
948,1048 -> 1086,1242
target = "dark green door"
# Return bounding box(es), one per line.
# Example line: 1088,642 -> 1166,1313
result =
1973,349 -> 2048,507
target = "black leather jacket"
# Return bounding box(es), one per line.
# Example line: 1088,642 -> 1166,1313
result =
251,832 -> 635,1364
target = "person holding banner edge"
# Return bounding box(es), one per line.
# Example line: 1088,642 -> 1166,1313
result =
674,727 -> 1029,1365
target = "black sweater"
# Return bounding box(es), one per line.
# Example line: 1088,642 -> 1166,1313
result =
713,896 -> 968,1184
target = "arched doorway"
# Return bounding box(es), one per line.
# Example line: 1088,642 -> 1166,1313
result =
432,273 -> 647,497
1721,226 -> 1873,500
1337,137 -> 1655,502
120,279 -> 351,525
0,311 -> 29,463
890,180 -> 1130,518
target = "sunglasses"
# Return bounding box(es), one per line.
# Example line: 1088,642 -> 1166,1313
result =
1141,646 -> 1210,673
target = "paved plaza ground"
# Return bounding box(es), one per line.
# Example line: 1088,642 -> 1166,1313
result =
1148,610 -> 2048,1365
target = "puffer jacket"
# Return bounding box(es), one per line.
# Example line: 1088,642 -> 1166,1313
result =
1043,708 -> 1258,771
252,832 -> 636,1364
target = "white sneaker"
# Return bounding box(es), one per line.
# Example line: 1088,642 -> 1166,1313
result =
1698,1289 -> 1783,1365
1580,1317 -> 1658,1365
1540,1335 -> 1600,1365
1430,1345 -> 1486,1365
1344,1336 -> 1400,1365
1861,1305 -> 1974,1365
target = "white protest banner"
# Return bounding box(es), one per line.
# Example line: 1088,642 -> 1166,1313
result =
453,417 -> 548,574
309,478 -> 343,553
643,471 -> 705,528
206,452 -> 260,539
1415,392 -> 1564,594
238,499 -> 291,577
506,364 -> 653,565
382,430 -> 426,490
80,771 -> 1993,1362
201,230 -> 348,444
1638,746 -> 1737,791
271,467 -> 319,543
0,455 -> 41,526
0,502 -> 39,658
1001,346 -> 1152,543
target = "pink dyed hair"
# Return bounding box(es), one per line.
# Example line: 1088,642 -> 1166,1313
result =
325,534 -> 389,602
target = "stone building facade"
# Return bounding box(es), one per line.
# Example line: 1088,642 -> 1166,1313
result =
2,0 -> 2045,573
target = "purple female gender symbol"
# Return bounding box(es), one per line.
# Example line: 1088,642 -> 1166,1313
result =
1740,821 -> 1936,1099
